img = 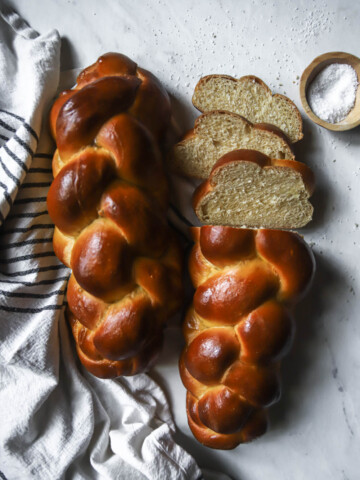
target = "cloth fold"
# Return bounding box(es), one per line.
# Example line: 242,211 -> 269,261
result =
0,6 -> 204,480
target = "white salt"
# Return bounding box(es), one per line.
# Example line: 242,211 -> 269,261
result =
307,63 -> 358,123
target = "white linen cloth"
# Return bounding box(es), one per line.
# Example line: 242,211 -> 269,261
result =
0,6 -> 206,480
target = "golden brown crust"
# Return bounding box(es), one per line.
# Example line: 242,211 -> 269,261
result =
210,148 -> 271,170
255,122 -> 293,146
192,178 -> 213,215
55,77 -> 141,162
192,74 -> 303,143
209,150 -> 314,195
47,53 -> 182,378
272,158 -> 315,196
180,226 -> 315,449
51,52 -> 171,146
194,110 -> 294,153
170,110 -> 295,179
192,149 -> 315,228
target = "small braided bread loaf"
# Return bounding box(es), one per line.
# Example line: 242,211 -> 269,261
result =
179,226 -> 315,449
47,53 -> 183,378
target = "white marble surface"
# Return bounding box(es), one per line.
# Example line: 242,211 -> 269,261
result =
6,0 -> 360,478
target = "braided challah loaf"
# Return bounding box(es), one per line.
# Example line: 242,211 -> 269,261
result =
47,53 -> 183,377
179,226 -> 315,449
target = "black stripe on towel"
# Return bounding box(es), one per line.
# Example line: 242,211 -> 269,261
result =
0,265 -> 67,278
0,118 -> 15,133
28,168 -> 52,174
0,154 -> 21,187
0,275 -> 69,287
21,182 -> 51,189
0,238 -> 53,250
14,196 -> 47,205
13,134 -> 34,156
0,304 -> 64,313
3,144 -> 29,173
1,223 -> 54,234
0,469 -> 8,480
0,251 -> 56,264
19,120 -> 39,143
6,210 -> 49,220
33,153 -> 52,159
0,131 -> 34,156
0,108 -> 39,142
0,289 -> 65,299
0,181 -> 14,209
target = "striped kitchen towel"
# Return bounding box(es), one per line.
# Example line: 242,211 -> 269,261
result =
0,6 -> 206,480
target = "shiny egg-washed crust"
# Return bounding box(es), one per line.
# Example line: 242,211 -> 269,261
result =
192,74 -> 303,143
193,149 -> 315,229
170,110 -> 295,179
47,53 -> 183,378
179,226 -> 315,449
194,149 -> 315,200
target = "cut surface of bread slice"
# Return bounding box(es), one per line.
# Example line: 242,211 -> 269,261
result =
192,75 -> 303,143
170,111 -> 294,178
193,150 -> 314,229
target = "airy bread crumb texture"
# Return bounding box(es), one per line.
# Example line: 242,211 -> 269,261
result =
171,112 -> 294,178
195,161 -> 313,229
193,76 -> 303,143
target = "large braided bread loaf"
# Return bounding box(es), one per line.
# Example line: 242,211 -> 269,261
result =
179,226 -> 315,449
47,53 -> 183,377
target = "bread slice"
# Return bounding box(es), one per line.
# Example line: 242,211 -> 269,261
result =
193,150 -> 314,229
192,75 -> 303,143
170,111 -> 294,178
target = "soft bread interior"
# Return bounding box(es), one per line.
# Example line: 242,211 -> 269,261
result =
172,112 -> 293,178
192,76 -> 302,143
195,161 -> 313,229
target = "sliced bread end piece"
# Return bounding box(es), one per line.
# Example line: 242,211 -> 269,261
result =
193,149 -> 314,229
192,75 -> 303,143
170,111 -> 294,179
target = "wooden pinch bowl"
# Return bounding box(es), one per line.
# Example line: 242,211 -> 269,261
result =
300,52 -> 360,131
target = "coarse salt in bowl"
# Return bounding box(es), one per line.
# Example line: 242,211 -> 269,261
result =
299,52 -> 360,131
